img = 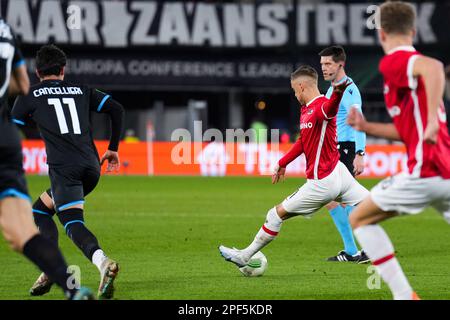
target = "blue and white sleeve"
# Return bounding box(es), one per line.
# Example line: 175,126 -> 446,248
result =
350,86 -> 366,151
346,86 -> 366,152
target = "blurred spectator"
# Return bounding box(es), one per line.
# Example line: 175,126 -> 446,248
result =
123,129 -> 139,143
280,130 -> 291,143
250,114 -> 268,143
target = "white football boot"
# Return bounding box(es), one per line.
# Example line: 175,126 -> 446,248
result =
98,258 -> 119,299
218,245 -> 249,267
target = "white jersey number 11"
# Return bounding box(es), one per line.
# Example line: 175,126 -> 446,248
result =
48,98 -> 81,135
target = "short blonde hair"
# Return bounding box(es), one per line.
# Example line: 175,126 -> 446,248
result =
379,1 -> 416,35
291,65 -> 318,82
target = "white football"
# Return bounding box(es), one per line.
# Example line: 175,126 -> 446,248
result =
239,251 -> 268,277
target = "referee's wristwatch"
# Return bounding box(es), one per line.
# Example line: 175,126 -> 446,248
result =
356,150 -> 365,156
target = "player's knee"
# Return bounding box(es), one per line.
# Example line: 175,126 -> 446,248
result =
0,224 -> 25,252
274,205 -> 289,220
325,202 -> 339,211
349,212 -> 362,229
39,191 -> 54,210
8,240 -> 21,252
1,231 -> 19,251
10,235 -> 29,252
33,197 -> 55,218
0,205 -> 31,252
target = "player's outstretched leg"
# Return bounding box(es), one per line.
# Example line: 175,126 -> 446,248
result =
0,196 -> 92,299
30,190 -> 58,296
219,206 -> 284,267
350,197 -> 419,300
57,207 -> 119,299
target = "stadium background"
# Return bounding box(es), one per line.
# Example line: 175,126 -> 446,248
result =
3,0 -> 450,177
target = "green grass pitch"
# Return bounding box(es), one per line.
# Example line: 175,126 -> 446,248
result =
1,175 -> 450,300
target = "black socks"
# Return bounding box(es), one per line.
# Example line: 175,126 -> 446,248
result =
23,234 -> 76,298
32,197 -> 58,244
58,208 -> 101,260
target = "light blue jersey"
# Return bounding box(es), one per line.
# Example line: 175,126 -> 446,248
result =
325,76 -> 366,152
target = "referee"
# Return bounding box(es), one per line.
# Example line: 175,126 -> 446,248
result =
319,46 -> 369,263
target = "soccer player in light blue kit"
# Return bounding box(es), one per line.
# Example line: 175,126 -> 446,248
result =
319,46 -> 369,263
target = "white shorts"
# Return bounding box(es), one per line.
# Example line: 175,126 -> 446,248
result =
371,173 -> 450,222
282,161 -> 369,216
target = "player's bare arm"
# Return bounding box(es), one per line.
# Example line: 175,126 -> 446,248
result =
8,64 -> 29,96
413,56 -> 445,144
97,96 -> 125,173
275,137 -> 303,184
347,108 -> 401,141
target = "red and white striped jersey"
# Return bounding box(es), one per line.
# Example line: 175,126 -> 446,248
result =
279,94 -> 341,180
379,46 -> 450,179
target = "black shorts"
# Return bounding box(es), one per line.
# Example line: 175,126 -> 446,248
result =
49,165 -> 100,212
337,141 -> 356,177
0,146 -> 30,201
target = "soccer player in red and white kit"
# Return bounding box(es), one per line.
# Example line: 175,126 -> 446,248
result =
219,65 -> 369,267
347,1 -> 450,300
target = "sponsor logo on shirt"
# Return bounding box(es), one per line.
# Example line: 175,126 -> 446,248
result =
300,122 -> 313,130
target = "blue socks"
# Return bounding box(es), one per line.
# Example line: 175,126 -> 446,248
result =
344,205 -> 355,216
329,205 -> 358,256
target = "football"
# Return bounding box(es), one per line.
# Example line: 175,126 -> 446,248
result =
239,251 -> 268,277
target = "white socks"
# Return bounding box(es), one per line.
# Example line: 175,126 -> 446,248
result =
354,224 -> 413,300
92,249 -> 108,273
241,207 -> 283,262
